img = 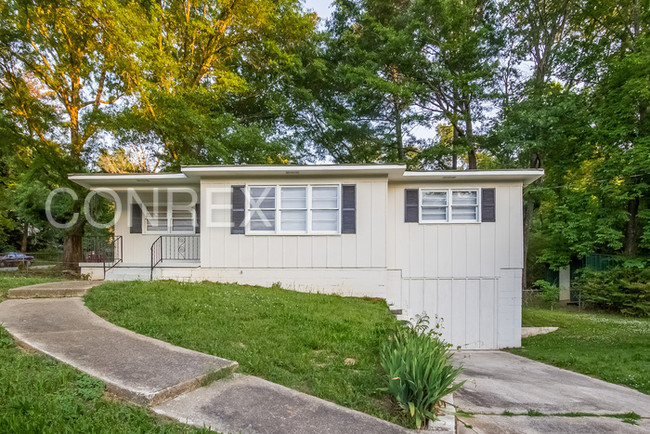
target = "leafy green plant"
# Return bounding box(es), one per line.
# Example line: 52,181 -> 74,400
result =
533,280 -> 560,309
574,265 -> 650,317
380,315 -> 464,429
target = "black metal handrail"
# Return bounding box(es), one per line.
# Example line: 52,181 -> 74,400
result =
150,235 -> 199,280
151,236 -> 163,280
82,235 -> 123,279
104,235 -> 123,277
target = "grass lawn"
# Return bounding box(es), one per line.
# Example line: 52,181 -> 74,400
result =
0,275 -> 203,432
508,308 -> 650,394
85,280 -> 410,427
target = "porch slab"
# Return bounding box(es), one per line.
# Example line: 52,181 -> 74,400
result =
7,280 -> 103,299
0,298 -> 237,405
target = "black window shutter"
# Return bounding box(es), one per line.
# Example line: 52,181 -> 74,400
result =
404,189 -> 419,223
481,188 -> 496,222
341,185 -> 356,234
231,185 -> 246,234
130,203 -> 142,234
195,203 -> 201,234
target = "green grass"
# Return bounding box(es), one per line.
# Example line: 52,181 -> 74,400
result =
0,328 -> 204,432
508,308 -> 650,394
0,276 -> 202,432
85,280 -> 410,427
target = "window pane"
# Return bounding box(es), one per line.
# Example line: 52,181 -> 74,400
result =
452,190 -> 477,205
281,187 -> 307,209
422,191 -> 448,206
280,210 -> 307,232
312,209 -> 338,231
451,206 -> 478,221
146,207 -> 167,231
312,186 -> 338,208
171,209 -> 193,232
421,206 -> 447,221
250,187 -> 275,209
250,209 -> 276,231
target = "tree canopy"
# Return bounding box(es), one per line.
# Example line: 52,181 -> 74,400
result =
0,0 -> 649,278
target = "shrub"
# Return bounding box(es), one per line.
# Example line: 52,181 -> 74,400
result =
574,265 -> 650,317
533,280 -> 560,309
380,315 -> 464,429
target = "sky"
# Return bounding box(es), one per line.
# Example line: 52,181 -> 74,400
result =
303,0 -> 335,24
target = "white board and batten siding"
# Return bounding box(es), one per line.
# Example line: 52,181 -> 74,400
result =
387,182 -> 524,349
197,176 -> 391,298
74,166 -> 536,350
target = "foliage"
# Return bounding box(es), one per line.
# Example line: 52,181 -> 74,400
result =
1,0 -> 650,274
533,280 -> 560,309
405,0 -> 502,169
379,315 -> 464,429
510,308 -> 650,394
574,265 -> 650,317
85,280 -> 415,427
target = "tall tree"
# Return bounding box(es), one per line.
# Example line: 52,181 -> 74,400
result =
114,0 -> 317,169
289,0 -> 424,165
405,0 -> 502,169
0,0 -> 148,267
494,0 -> 584,284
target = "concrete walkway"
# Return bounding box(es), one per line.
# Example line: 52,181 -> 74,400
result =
0,298 -> 237,405
0,283 -> 415,433
7,280 -> 102,298
453,351 -> 650,433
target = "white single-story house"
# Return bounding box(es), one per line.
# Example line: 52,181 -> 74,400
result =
70,164 -> 543,349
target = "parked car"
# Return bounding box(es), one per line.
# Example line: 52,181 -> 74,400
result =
0,252 -> 35,267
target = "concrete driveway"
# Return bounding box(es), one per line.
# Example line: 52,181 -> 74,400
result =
453,351 -> 650,433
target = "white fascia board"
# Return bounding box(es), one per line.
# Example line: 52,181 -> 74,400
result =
181,164 -> 407,178
399,169 -> 544,186
68,173 -> 188,189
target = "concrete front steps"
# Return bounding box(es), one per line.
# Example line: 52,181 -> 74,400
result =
7,280 -> 103,299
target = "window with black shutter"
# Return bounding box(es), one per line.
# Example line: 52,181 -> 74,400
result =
481,188 -> 496,222
341,185 -> 356,234
404,189 -> 419,223
231,185 -> 246,234
130,203 -> 142,233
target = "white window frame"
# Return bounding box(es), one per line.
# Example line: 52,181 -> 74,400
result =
419,188 -> 480,223
246,184 -> 342,235
142,203 -> 197,235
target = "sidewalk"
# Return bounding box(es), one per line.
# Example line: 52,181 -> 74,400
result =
0,283 -> 416,433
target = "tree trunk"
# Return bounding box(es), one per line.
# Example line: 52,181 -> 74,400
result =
465,111 -> 477,169
62,198 -> 85,271
624,196 -> 639,256
467,149 -> 477,170
62,224 -> 84,272
522,195 -> 535,289
21,222 -> 28,253
394,97 -> 404,162
452,128 -> 458,169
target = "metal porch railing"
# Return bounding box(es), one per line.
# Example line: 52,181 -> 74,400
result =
82,235 -> 123,279
150,235 -> 200,280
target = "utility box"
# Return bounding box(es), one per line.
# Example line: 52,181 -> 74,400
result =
559,265 -> 571,301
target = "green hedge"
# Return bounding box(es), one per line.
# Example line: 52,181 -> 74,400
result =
574,266 -> 650,317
